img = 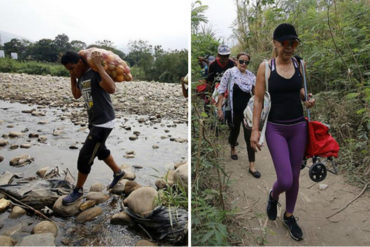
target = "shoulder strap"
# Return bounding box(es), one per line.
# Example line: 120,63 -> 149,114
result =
300,59 -> 311,121
264,60 -> 269,92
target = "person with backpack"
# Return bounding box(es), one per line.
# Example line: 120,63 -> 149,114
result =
250,23 -> 315,241
217,52 -> 260,178
60,51 -> 125,205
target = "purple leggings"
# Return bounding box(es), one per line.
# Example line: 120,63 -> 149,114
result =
266,121 -> 307,213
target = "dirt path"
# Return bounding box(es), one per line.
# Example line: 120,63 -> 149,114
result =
224,133 -> 370,246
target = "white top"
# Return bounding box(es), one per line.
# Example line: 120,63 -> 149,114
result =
93,119 -> 115,129
218,66 -> 256,122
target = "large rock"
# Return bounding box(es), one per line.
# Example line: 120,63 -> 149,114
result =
0,198 -> 11,213
2,223 -> 24,236
120,165 -> 136,180
0,235 -> 16,246
174,161 -> 187,169
17,233 -> 55,246
9,155 -> 34,167
85,192 -> 109,204
124,181 -> 142,195
110,212 -> 133,226
52,195 -> 82,217
123,187 -> 158,217
36,167 -> 59,179
32,221 -> 58,237
9,206 -> 26,219
174,164 -> 188,189
75,207 -> 102,223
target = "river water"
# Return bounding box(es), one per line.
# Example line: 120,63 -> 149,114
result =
0,100 -> 188,245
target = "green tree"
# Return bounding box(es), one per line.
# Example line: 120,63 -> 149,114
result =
3,38 -> 31,60
191,0 -> 209,34
70,40 -> 87,52
30,39 -> 58,62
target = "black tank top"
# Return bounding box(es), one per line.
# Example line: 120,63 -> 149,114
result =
267,58 -> 304,123
232,84 -> 251,114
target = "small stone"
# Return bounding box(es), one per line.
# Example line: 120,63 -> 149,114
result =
8,131 -> 23,138
164,129 -> 170,133
126,151 -> 135,155
129,136 -> 137,141
28,133 -> 39,138
9,144 -> 19,150
18,233 -> 55,246
0,156 -> 3,163
20,143 -> 31,149
123,126 -> 131,130
6,125 -> 14,128
38,136 -> 47,143
52,129 -> 63,136
110,212 -> 133,226
319,184 -> 328,190
0,139 -> 8,146
0,198 -> 11,212
69,144 -> 78,149
38,120 -> 48,125
32,221 -> 58,237
9,206 -> 26,218
79,200 -> 96,211
9,154 -> 34,167
152,145 -> 159,149
133,131 -> 140,136
0,235 -> 16,246
125,154 -> 135,159
132,165 -> 143,169
155,179 -> 167,190
53,195 -> 83,217
75,207 -> 103,223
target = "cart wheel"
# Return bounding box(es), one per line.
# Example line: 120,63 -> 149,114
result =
309,162 -> 327,182
301,159 -> 307,170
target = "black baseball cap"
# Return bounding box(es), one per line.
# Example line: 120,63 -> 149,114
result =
273,23 -> 300,42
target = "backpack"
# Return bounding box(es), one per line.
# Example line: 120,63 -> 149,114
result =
243,59 -> 271,145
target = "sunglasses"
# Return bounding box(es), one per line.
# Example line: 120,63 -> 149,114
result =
238,60 -> 250,65
281,39 -> 299,49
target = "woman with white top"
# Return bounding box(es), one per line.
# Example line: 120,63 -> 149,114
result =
217,52 -> 261,178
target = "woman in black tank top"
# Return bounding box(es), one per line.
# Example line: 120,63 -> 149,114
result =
250,23 -> 316,241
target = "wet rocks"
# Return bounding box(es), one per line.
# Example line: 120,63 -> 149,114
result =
123,187 -> 158,217
0,235 -> 16,246
0,138 -> 8,146
129,136 -> 138,141
110,212 -> 133,226
0,156 -> 3,163
86,192 -> 109,204
110,179 -> 129,195
9,154 -> 34,166
75,206 -> 103,223
124,181 -> 142,195
20,143 -> 31,149
28,133 -> 39,138
53,195 -> 82,217
152,145 -> 159,149
32,221 -> 58,237
8,131 -> 23,138
79,200 -> 96,211
0,198 -> 11,212
174,163 -> 188,189
18,233 -> 55,246
38,135 -> 47,143
9,206 -> 26,219
36,167 -> 59,179
9,144 -> 19,150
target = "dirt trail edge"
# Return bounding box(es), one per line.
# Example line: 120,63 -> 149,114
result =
224,133 -> 370,246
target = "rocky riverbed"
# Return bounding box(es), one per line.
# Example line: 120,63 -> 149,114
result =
0,73 -> 188,246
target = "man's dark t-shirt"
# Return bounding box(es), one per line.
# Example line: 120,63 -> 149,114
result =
207,58 -> 235,90
77,69 -> 115,125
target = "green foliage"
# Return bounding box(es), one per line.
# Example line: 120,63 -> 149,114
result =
0,58 -> 68,76
191,33 -> 219,81
191,97 -> 233,246
191,0 -> 209,34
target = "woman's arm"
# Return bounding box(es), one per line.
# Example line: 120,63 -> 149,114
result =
250,62 -> 266,151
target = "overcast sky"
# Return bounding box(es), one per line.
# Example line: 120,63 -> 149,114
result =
0,0 -> 189,51
201,0 -> 237,46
